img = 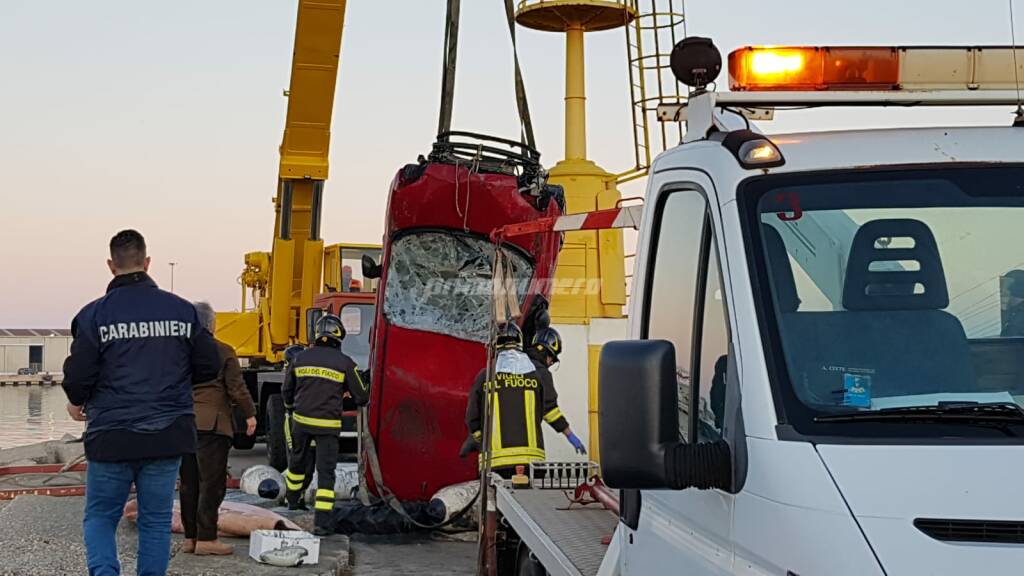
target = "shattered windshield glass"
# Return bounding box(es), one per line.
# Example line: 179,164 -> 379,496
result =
383,231 -> 534,343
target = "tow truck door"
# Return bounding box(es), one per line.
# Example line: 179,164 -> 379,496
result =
623,170 -> 735,574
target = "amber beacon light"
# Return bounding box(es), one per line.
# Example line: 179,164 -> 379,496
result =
728,46 -> 1024,92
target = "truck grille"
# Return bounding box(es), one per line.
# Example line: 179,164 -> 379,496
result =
915,518 -> 1024,544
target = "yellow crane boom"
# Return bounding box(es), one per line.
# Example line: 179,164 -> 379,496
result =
217,0 -> 348,363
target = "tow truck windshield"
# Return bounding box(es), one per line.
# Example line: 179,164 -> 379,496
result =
744,165 -> 1024,439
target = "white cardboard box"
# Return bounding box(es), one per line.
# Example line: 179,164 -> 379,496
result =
249,529 -> 320,567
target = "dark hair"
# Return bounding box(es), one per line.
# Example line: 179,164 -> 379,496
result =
109,229 -> 147,269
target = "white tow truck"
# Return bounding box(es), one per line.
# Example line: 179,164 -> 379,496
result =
494,40 -> 1024,576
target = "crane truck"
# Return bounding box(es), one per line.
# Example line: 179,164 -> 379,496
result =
492,39 -> 1024,576
211,0 -> 381,465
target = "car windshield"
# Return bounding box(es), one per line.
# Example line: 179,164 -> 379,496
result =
746,166 -> 1024,437
383,231 -> 534,343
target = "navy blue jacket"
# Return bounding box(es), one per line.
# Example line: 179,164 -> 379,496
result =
63,272 -> 220,460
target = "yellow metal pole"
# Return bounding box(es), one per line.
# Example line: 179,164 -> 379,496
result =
564,24 -> 587,161
269,238 -> 295,348
514,1 -> 638,466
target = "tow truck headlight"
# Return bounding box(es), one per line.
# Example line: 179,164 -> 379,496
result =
720,130 -> 785,169
742,141 -> 781,163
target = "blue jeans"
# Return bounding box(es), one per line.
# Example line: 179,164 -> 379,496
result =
84,458 -> 182,576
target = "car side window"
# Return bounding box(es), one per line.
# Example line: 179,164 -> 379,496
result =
643,190 -> 707,443
697,240 -> 729,442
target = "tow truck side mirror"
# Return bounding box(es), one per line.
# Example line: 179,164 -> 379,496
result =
362,254 -> 381,279
599,340 -> 733,492
599,340 -> 678,488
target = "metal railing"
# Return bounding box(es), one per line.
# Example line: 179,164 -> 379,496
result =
620,0 -> 687,184
516,0 -> 637,10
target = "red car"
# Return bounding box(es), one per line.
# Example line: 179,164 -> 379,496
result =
364,133 -> 564,501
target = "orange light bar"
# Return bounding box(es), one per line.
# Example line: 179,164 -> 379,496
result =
729,47 -> 900,91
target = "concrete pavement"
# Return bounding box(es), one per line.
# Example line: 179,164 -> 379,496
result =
0,446 -> 476,575
0,494 -> 351,576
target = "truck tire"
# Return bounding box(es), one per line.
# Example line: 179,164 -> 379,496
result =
266,394 -> 289,471
516,543 -> 547,576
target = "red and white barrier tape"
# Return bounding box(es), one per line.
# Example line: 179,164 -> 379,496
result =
492,205 -> 643,240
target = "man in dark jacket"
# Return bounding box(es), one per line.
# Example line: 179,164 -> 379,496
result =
62,230 -> 220,576
463,324 -> 585,478
283,313 -> 369,535
178,302 -> 257,556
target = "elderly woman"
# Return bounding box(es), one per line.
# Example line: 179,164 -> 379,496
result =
179,302 -> 257,555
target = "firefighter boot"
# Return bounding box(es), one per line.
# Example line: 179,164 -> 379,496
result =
312,488 -> 336,536
285,468 -> 308,510
286,491 -> 308,511
313,513 -> 334,536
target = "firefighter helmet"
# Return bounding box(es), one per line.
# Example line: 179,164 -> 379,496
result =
284,344 -> 305,365
495,322 -> 523,350
531,327 -> 563,361
314,313 -> 346,346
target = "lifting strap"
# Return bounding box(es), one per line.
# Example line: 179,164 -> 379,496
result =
437,0 -> 536,151
437,0 -> 461,136
503,0 -> 536,149
475,245 -> 509,574
492,248 -> 520,323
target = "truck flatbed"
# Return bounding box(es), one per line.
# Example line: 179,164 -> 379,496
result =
495,483 -> 617,576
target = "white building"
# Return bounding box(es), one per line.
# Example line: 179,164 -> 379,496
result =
0,329 -> 72,374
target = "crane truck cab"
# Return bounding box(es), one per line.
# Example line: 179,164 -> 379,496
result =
499,41 -> 1024,576
258,243 -> 382,471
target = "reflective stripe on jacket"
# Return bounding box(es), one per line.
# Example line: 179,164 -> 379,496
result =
466,349 -> 569,470
282,344 -> 368,429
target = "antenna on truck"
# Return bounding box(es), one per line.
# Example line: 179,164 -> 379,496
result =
1011,0 -> 1024,125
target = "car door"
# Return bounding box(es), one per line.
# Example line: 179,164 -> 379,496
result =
621,177 -> 736,574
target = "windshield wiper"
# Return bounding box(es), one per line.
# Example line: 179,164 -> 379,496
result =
814,402 -> 1024,435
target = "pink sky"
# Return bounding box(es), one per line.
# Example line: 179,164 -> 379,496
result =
1,0 -> 1015,327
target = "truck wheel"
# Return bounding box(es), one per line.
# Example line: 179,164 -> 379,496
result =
266,394 -> 289,471
516,543 -> 547,576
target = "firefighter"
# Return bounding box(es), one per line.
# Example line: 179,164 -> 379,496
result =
282,314 -> 369,535
282,344 -> 316,501
462,323 -> 585,478
526,327 -> 586,454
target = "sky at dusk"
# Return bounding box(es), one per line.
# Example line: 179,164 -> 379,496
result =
0,0 -> 1018,327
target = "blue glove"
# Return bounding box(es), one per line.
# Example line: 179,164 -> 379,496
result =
567,432 -> 587,455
